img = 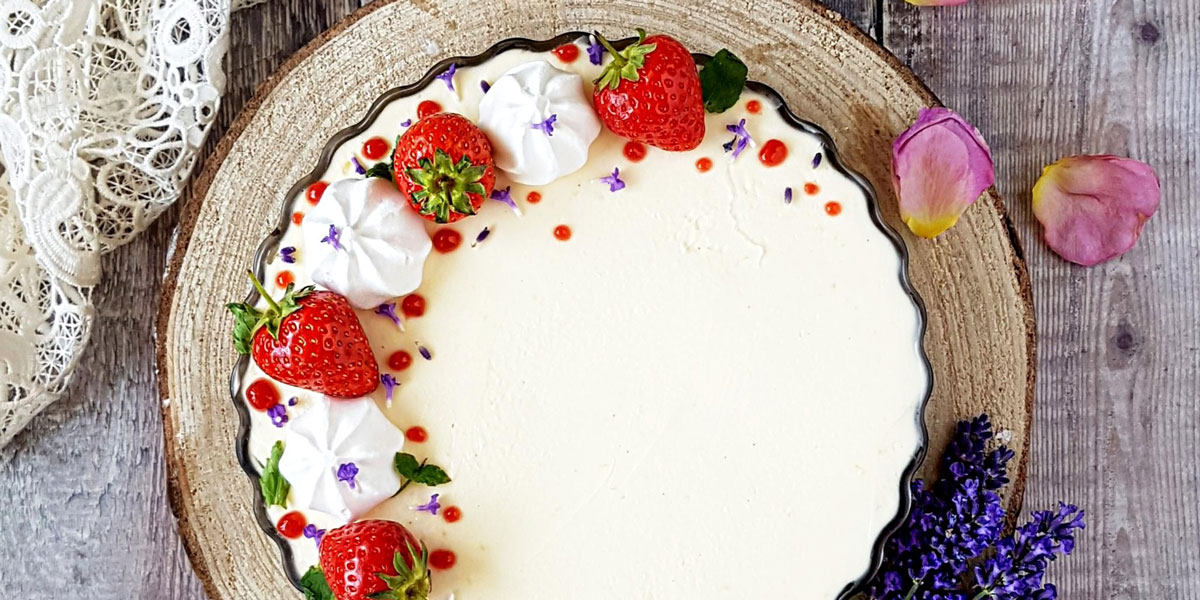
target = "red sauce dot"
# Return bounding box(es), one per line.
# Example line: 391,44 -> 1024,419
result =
291,212 -> 304,225
417,100 -> 442,120
387,350 -> 413,371
405,426 -> 428,443
526,191 -> 542,204
623,141 -> 647,162
746,99 -> 762,114
429,549 -> 456,570
361,137 -> 389,160
442,506 -> 462,523
432,229 -> 462,253
825,201 -> 843,216
275,270 -> 294,288
276,512 -> 307,539
552,44 -> 580,63
245,379 -> 280,412
804,182 -> 820,195
401,294 -> 426,318
695,157 -> 713,172
553,225 -> 572,241
758,139 -> 788,167
305,182 -> 328,205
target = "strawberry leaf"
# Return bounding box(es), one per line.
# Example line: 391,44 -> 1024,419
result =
226,302 -> 263,355
593,29 -> 658,91
402,149 -> 485,223
299,566 -> 335,600
699,49 -> 748,113
364,161 -> 393,181
260,441 -> 291,508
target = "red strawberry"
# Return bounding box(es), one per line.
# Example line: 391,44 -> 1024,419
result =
592,30 -> 705,151
319,520 -> 431,600
227,271 -> 379,398
392,112 -> 496,224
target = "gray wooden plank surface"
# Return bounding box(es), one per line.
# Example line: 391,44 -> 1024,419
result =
885,0 -> 1200,598
1,1 -> 1197,598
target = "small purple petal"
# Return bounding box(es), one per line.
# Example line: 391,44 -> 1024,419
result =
489,186 -> 519,213
414,493 -> 441,515
587,35 -> 605,65
267,403 -> 288,427
351,156 -> 366,175
336,462 -> 359,489
724,119 -> 752,159
279,246 -> 296,264
287,396 -> 298,406
436,63 -> 456,92
531,114 -> 557,136
320,224 -> 342,250
400,118 -> 413,128
303,524 -> 326,548
417,344 -> 432,360
381,373 -> 398,404
784,187 -> 793,205
472,227 -> 491,247
374,302 -> 401,326
480,80 -> 491,93
812,152 -> 823,169
600,167 -> 625,192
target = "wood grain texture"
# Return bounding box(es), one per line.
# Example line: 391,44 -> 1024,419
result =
885,0 -> 1200,597
154,1 -> 1033,598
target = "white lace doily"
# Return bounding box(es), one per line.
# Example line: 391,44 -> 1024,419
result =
0,0 -> 231,448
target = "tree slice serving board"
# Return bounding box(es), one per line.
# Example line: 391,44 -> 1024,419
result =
155,1 -> 1036,598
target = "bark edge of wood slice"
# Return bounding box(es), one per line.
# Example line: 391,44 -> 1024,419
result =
155,1 -> 1036,598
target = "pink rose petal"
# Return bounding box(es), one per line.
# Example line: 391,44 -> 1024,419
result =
892,107 -> 995,238
1032,155 -> 1160,266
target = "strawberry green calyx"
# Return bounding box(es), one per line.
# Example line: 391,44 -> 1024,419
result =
593,29 -> 658,91
225,269 -> 314,354
405,149 -> 487,223
371,542 -> 433,600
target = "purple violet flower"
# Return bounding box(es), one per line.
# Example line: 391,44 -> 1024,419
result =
600,167 -> 625,192
279,246 -> 296,264
437,63 -> 456,91
812,152 -> 823,168
303,524 -> 326,548
417,344 -> 432,360
472,227 -> 491,247
351,156 -> 366,175
400,118 -> 413,128
267,403 -> 288,427
381,373 -> 398,405
336,462 -> 359,489
723,119 -> 752,159
375,302 -> 401,326
587,34 -> 605,65
531,114 -> 557,136
413,493 -> 441,515
320,224 -> 342,250
784,187 -> 793,205
480,80 -> 491,93
489,186 -> 520,214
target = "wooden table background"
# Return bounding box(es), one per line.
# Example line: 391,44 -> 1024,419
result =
1,1 -> 1196,597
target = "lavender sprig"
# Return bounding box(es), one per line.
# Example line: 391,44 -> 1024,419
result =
436,63 -> 456,91
531,114 -> 557,136
320,224 -> 342,250
724,119 -> 752,159
600,168 -> 625,192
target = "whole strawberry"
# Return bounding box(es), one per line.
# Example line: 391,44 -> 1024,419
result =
593,30 -> 705,151
392,112 -> 496,223
227,271 -> 379,398
319,520 -> 431,600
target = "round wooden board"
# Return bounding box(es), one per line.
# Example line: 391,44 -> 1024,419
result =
156,1 -> 1035,598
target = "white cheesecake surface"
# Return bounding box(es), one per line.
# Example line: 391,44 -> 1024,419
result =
238,40 -> 926,600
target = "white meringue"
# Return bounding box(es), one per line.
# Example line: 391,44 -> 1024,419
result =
302,177 -> 432,309
478,60 -> 601,185
277,396 -> 405,523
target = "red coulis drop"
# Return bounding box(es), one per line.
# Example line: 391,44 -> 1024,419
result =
275,271 -> 294,288
291,212 -> 304,225
401,294 -> 426,318
405,426 -> 428,443
758,139 -> 788,167
526,191 -> 542,204
746,99 -> 762,114
623,141 -> 647,162
305,181 -> 328,205
429,549 -> 457,570
442,506 -> 462,523
387,350 -> 412,371
553,225 -> 571,241
362,137 -> 389,160
552,44 -> 580,63
825,201 -> 842,216
245,379 -> 280,412
695,157 -> 713,172
276,512 -> 307,539
417,100 -> 442,120
432,229 -> 462,253
804,182 -> 820,195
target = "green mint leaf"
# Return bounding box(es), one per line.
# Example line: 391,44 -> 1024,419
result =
364,161 -> 393,181
411,463 -> 451,486
699,49 -> 748,113
300,566 -> 335,600
394,452 -> 421,479
259,441 -> 291,508
225,302 -> 261,355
